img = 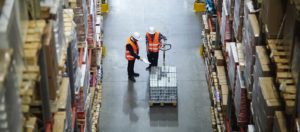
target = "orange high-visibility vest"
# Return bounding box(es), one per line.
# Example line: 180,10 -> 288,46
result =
146,32 -> 160,52
125,37 -> 139,60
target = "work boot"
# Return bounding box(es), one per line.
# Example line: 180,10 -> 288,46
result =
128,76 -> 136,82
133,73 -> 139,77
145,66 -> 151,71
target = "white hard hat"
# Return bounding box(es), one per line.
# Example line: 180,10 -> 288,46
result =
132,32 -> 141,40
148,26 -> 155,34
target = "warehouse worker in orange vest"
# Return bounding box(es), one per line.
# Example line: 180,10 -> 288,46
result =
125,32 -> 142,82
145,26 -> 167,70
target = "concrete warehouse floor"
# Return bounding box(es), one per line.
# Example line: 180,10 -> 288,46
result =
100,0 -> 212,131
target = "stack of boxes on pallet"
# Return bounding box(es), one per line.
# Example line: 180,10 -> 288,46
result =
91,85 -> 102,132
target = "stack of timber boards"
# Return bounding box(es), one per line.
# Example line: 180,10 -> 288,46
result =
266,39 -> 296,115
21,20 -> 47,131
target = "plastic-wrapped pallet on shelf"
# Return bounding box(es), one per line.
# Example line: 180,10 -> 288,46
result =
252,77 -> 281,132
242,13 -> 260,92
273,111 -> 288,132
233,0 -> 244,42
0,49 -> 22,132
0,0 -> 26,70
73,7 -> 86,43
253,46 -> 271,100
234,66 -> 249,126
226,42 -> 238,92
260,0 -> 285,38
53,0 -> 68,69
43,21 -> 60,101
220,0 -> 231,48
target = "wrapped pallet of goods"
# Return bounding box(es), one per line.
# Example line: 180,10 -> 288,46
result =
252,77 -> 281,132
227,42 -> 238,92
273,111 -> 288,132
252,46 -> 271,99
260,0 -> 285,38
234,66 -> 249,126
242,13 -> 260,92
233,0 -> 244,42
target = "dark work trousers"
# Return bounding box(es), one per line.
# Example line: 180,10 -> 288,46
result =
147,52 -> 159,67
127,60 -> 135,77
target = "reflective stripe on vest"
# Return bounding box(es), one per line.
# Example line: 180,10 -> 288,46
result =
146,32 -> 160,52
125,37 -> 139,60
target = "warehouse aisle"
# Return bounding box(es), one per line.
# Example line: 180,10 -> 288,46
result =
100,0 -> 212,131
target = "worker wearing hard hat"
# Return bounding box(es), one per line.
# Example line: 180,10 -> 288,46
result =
125,32 -> 142,82
145,27 -> 167,70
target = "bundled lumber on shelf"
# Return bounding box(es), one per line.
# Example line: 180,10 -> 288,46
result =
21,20 -> 47,114
23,117 -> 38,132
242,13 -> 260,91
91,85 -> 102,132
233,0 -> 244,42
252,77 -> 281,132
273,111 -> 288,132
266,39 -> 296,115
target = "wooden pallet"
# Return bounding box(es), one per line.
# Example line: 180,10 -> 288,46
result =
149,102 -> 177,107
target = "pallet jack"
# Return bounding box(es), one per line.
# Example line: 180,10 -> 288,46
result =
148,42 -> 178,107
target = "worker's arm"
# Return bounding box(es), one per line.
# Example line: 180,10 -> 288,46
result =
145,36 -> 150,54
159,33 -> 167,41
126,44 -> 140,59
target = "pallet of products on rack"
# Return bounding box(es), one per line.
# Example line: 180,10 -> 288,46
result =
43,21 -> 60,100
223,0 -> 234,19
87,15 -> 96,47
219,4 -> 231,49
227,42 -> 238,92
242,13 -> 260,92
53,111 -> 67,131
235,66 -> 250,126
260,0 -> 285,38
69,0 -> 77,8
73,7 -> 87,42
253,46 -> 271,100
252,77 -> 281,132
202,14 -> 209,33
21,20 -> 47,113
91,84 -> 102,132
232,0 -> 244,42
273,111 -> 288,132
266,40 -> 296,115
